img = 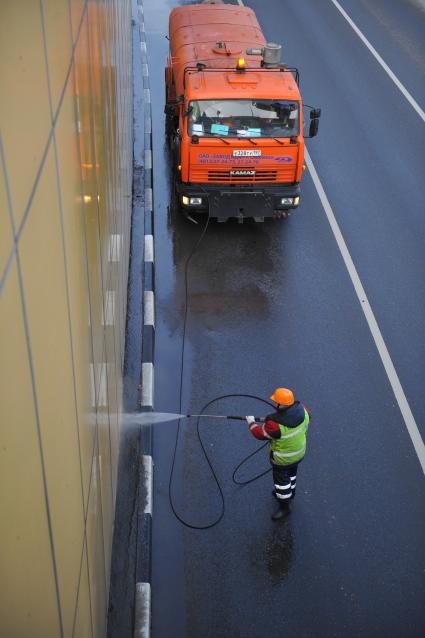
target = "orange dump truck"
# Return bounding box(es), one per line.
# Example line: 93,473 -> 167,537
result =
165,2 -> 321,222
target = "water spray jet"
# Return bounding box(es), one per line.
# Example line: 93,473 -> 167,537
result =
120,411 -> 265,427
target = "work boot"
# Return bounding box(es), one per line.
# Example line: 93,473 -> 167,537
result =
271,503 -> 291,521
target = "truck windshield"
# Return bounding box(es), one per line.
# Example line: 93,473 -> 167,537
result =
188,99 -> 299,138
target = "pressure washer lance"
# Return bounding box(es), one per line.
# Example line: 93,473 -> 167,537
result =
119,412 -> 265,427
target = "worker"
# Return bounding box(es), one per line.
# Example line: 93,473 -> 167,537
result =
246,388 -> 310,521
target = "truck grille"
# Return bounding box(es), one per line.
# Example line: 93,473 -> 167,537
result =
208,168 -> 277,183
189,164 -> 296,183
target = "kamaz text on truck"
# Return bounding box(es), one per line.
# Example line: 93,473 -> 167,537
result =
165,2 -> 321,222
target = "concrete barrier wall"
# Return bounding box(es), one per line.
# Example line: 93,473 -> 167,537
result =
0,1 -> 132,636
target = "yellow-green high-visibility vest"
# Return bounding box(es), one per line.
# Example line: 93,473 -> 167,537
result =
270,410 -> 310,465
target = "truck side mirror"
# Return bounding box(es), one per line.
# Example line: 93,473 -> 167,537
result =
164,104 -> 175,116
310,108 -> 322,119
309,118 -> 320,138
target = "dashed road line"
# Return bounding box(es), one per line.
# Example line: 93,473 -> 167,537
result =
142,455 -> 153,515
134,583 -> 151,638
144,149 -> 152,170
144,291 -> 155,327
144,235 -> 154,262
141,362 -> 154,408
145,187 -> 153,211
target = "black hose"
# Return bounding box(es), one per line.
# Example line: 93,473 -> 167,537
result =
195,396 -> 274,488
168,208 -> 275,529
232,439 -> 271,485
170,393 -> 274,530
168,211 -> 212,529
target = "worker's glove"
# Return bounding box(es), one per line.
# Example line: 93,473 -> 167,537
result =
246,416 -> 256,426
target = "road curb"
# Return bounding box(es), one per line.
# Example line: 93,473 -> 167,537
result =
134,0 -> 154,637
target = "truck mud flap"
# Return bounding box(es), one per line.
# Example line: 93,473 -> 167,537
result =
209,191 -> 274,220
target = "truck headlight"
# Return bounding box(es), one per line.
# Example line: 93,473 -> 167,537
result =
189,197 -> 202,206
182,195 -> 190,206
293,196 -> 300,206
280,197 -> 293,206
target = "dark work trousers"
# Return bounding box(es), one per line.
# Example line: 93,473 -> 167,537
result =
272,462 -> 299,505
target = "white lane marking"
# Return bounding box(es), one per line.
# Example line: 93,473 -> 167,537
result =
135,582 -> 151,638
329,0 -> 425,123
141,41 -> 147,54
142,455 -> 153,515
145,187 -> 153,211
144,88 -> 151,104
305,148 -> 425,474
144,290 -> 155,327
141,363 -> 154,407
237,0 -> 244,5
144,234 -> 154,262
144,149 -> 152,170
142,63 -> 149,77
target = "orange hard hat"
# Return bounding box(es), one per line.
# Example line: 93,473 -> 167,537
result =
270,387 -> 295,406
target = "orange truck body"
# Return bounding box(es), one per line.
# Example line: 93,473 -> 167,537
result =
165,3 -> 318,220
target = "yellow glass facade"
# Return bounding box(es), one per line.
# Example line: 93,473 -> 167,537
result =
0,1 -> 132,636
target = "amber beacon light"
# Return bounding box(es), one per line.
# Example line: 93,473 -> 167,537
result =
236,57 -> 246,71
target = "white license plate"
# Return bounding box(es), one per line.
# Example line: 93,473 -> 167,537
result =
232,150 -> 262,157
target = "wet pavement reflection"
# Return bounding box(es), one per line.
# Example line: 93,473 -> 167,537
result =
265,520 -> 294,585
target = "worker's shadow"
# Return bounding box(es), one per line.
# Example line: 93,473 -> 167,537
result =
265,519 -> 294,584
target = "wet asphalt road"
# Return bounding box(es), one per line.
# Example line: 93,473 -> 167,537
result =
143,0 -> 425,636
